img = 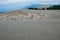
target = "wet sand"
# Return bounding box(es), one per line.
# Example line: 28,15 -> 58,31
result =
0,10 -> 60,40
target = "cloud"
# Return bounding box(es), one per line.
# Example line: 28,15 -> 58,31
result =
0,0 -> 60,4
0,0 -> 32,4
31,0 -> 60,5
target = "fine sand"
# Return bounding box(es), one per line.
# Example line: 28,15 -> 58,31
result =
0,10 -> 60,40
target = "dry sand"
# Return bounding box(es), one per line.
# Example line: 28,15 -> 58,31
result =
0,10 -> 48,21
0,10 -> 60,40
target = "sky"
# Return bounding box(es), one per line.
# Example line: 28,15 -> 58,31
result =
0,0 -> 60,4
0,0 -> 60,12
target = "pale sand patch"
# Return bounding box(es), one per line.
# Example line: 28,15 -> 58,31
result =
0,12 -> 48,21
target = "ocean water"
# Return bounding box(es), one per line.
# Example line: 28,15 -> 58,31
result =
0,10 -> 60,40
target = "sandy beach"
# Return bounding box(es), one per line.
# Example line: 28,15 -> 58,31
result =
0,10 -> 60,40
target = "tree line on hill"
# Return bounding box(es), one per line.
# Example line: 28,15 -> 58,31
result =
47,5 -> 60,10
28,5 -> 60,10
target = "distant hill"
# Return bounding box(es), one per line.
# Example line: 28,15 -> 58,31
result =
23,4 -> 60,10
23,4 -> 45,9
23,4 -> 55,9
47,5 -> 60,10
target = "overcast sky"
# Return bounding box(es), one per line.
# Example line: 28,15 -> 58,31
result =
0,0 -> 60,12
0,0 -> 60,4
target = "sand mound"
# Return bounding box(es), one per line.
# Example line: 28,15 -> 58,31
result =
0,10 -> 48,21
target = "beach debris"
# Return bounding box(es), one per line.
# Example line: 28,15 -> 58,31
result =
0,13 -> 48,21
